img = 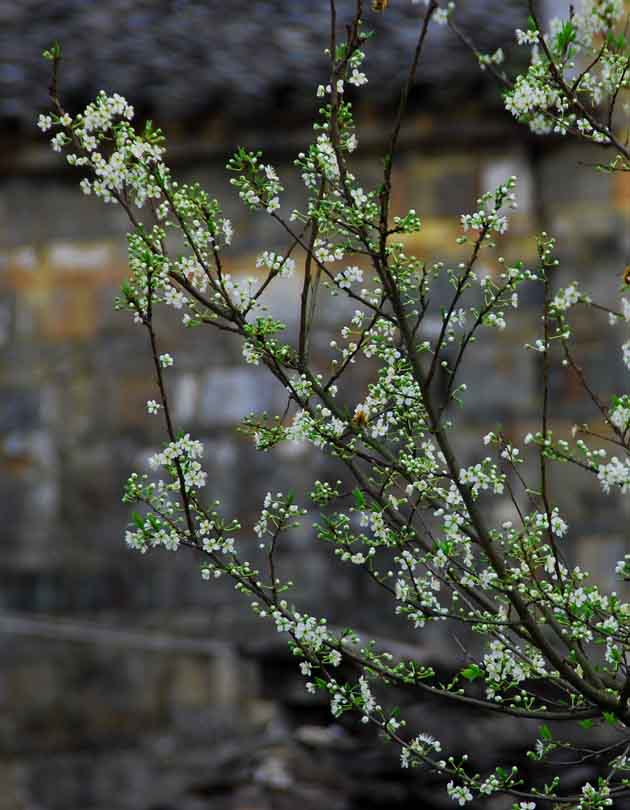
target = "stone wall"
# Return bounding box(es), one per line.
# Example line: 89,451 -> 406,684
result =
1,111 -> 629,809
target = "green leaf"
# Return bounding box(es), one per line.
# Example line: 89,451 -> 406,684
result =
606,31 -> 627,51
579,718 -> 593,729
540,724 -> 552,740
603,712 -> 618,726
352,488 -> 366,508
461,664 -> 482,682
147,514 -> 161,530
42,41 -> 62,61
132,511 -> 145,530
555,21 -> 576,52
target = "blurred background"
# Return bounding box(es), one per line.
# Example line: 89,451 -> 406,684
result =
1,1 -> 629,808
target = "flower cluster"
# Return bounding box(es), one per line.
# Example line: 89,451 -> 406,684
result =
460,458 -> 505,498
598,456 -> 630,494
460,176 -> 518,239
256,251 -> 296,279
504,1 -> 628,151
227,148 -> 284,214
254,492 -> 305,541
551,282 -> 589,313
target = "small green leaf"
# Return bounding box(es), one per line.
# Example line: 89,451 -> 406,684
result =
540,724 -> 552,740
461,664 -> 482,682
606,31 -> 627,51
579,718 -> 593,729
42,41 -> 62,61
352,488 -> 366,508
147,514 -> 161,530
555,21 -> 576,52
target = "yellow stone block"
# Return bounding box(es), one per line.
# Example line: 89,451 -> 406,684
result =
403,218 -> 462,257
613,168 -> 630,211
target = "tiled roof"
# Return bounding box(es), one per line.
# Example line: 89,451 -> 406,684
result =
2,0 -> 525,129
